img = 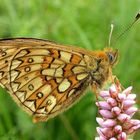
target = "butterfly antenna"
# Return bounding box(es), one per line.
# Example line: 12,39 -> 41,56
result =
108,23 -> 114,47
114,12 -> 140,44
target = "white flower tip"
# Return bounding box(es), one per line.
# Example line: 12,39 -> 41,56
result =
109,138 -> 117,140
109,85 -> 118,98
110,84 -> 117,92
96,117 -> 104,125
122,86 -> 133,95
127,94 -> 136,100
95,136 -> 106,140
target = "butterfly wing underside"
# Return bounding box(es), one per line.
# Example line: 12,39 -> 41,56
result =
0,38 -> 48,88
0,38 -> 92,122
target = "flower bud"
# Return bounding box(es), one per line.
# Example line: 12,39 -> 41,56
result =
117,114 -> 131,123
126,94 -> 136,100
112,106 -> 121,116
125,107 -> 138,115
109,85 -> 118,98
123,100 -> 135,109
99,110 -> 113,119
114,125 -> 122,134
130,119 -> 140,125
117,132 -> 127,140
118,93 -> 126,101
103,119 -> 116,128
96,101 -> 111,110
122,86 -> 132,96
99,91 -> 110,98
107,98 -> 117,107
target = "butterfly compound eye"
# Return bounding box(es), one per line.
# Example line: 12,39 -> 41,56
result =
107,50 -> 118,65
108,52 -> 114,62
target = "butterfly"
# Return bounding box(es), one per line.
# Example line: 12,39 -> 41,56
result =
0,38 -> 118,122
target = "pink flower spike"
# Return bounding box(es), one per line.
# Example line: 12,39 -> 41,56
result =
107,98 -> 117,107
112,106 -> 121,116
122,86 -> 132,96
114,125 -> 122,134
117,132 -> 127,140
118,93 -> 126,101
99,91 -> 110,98
127,94 -> 136,100
125,107 -> 138,115
117,114 -> 131,123
103,119 -> 116,128
96,84 -> 140,139
96,101 -> 111,110
123,100 -> 135,108
99,110 -> 113,119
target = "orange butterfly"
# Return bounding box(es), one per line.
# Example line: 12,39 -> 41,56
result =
0,38 -> 118,122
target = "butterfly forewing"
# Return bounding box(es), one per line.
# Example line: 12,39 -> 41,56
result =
8,43 -> 91,122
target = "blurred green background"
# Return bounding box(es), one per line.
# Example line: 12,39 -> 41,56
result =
0,0 -> 140,140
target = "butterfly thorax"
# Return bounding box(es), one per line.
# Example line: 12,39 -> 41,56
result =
86,55 -> 110,89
